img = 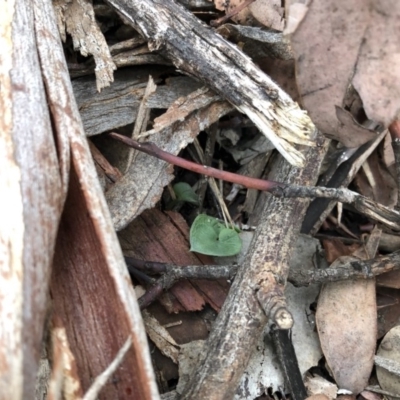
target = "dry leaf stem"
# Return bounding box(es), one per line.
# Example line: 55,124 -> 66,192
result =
110,132 -> 400,231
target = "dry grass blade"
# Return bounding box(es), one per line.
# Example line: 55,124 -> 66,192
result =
82,337 -> 132,400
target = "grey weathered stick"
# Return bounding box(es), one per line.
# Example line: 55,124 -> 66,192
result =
126,248 -> 400,294
178,133 -> 329,399
105,0 -> 316,167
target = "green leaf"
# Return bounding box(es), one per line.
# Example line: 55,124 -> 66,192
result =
190,214 -> 242,256
173,182 -> 199,205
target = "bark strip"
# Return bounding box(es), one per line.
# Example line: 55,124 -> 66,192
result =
0,2 -> 64,398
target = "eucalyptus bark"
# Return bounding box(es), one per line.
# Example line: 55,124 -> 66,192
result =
34,1 -> 160,398
0,2 -> 64,398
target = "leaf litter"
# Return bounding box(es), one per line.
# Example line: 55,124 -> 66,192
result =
30,0 -> 400,399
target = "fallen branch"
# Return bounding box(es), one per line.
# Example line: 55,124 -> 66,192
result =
126,250 -> 400,308
110,132 -> 400,231
176,132 -> 329,399
125,258 -> 237,309
105,0 -> 316,167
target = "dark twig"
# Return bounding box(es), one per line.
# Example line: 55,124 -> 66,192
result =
110,132 -> 400,230
125,257 -> 237,309
125,251 -> 400,308
198,124 -> 217,212
269,326 -> 307,400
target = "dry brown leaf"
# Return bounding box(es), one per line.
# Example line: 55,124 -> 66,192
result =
316,278 -> 377,393
352,2 -> 400,127
353,150 -> 398,208
322,239 -> 360,265
316,230 -> 380,394
377,270 -> 400,289
288,0 -> 400,147
381,133 -> 396,176
305,395 -> 330,400
217,0 -> 284,30
284,2 -> 308,35
142,311 -> 180,364
248,0 -> 284,30
376,325 -> 400,396
304,375 -> 338,400
359,390 -> 382,400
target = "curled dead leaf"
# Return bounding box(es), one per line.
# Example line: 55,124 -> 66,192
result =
288,0 -> 400,147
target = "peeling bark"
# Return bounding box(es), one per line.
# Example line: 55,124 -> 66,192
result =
0,2 -> 64,398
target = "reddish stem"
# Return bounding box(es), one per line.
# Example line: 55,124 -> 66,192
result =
109,132 -> 284,192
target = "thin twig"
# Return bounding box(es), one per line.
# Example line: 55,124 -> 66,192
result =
88,141 -> 122,183
110,132 -> 400,230
83,337 -> 132,400
125,250 -> 400,308
125,258 -> 237,309
193,138 -> 234,228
